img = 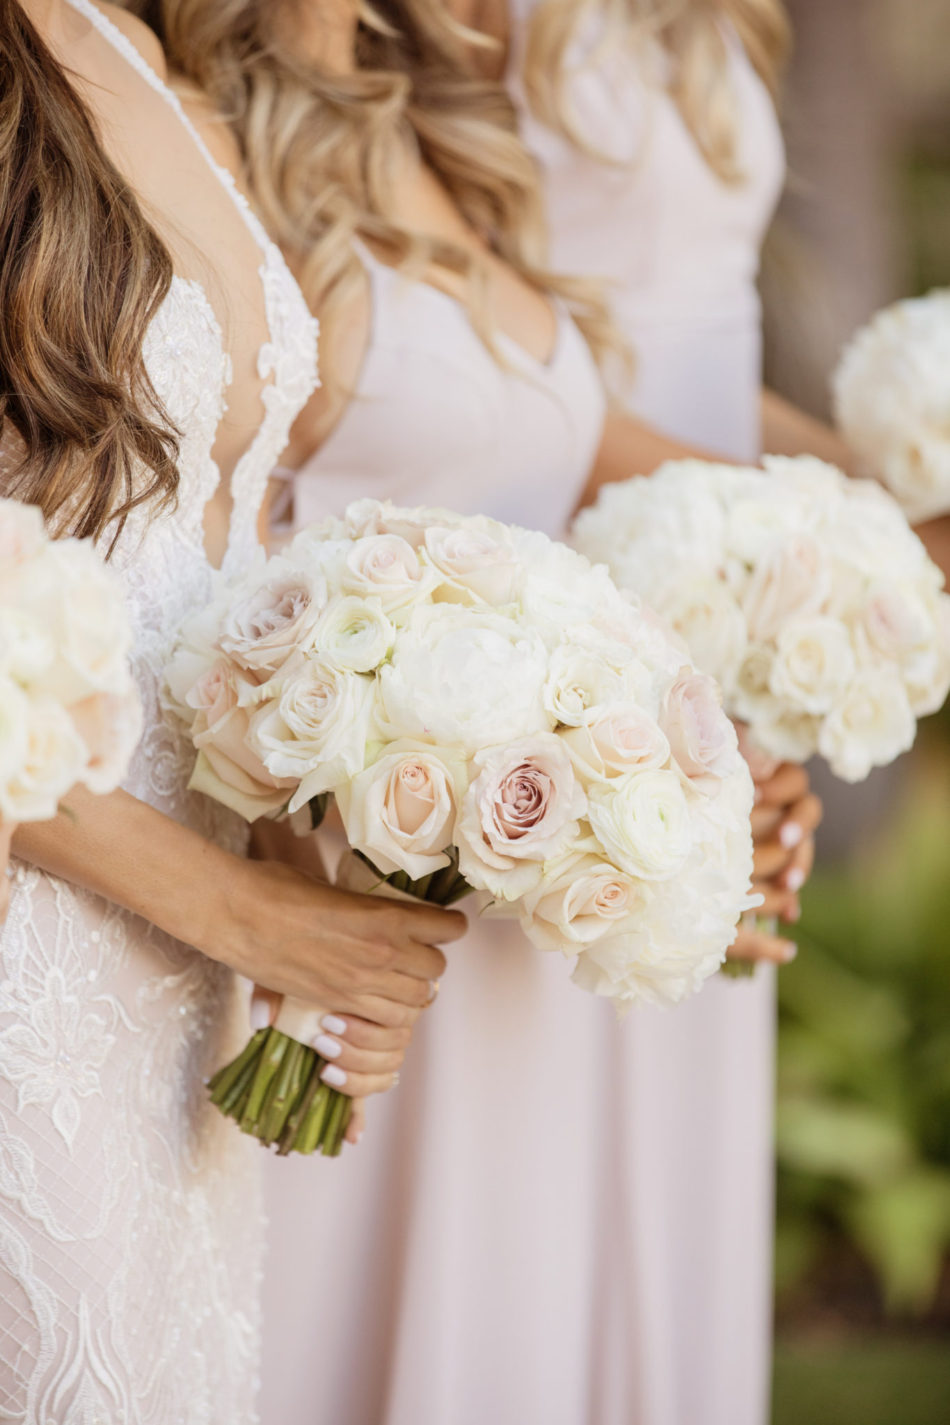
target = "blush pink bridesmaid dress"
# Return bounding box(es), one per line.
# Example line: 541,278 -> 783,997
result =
260,20 -> 785,1422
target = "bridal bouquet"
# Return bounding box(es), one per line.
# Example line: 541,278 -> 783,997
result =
0,499 -> 142,822
572,457 -> 950,783
833,289 -> 950,521
167,498 -> 756,1156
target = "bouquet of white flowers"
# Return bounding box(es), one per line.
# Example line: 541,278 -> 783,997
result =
0,499 -> 142,822
833,289 -> 950,521
167,499 -> 756,1156
572,457 -> 950,784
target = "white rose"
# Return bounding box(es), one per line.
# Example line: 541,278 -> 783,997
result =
314,595 -> 394,673
246,659 -> 375,809
769,616 -> 856,715
336,741 -> 465,880
742,534 -> 831,643
0,608 -> 55,684
542,635 -> 628,727
342,534 -> 436,614
456,734 -> 586,900
817,670 -> 916,782
377,605 -> 549,754
0,697 -> 87,822
562,703 -> 670,782
218,571 -> 325,676
659,577 -> 748,687
746,710 -> 818,767
660,670 -> 739,789
587,769 -> 693,881
520,854 -> 648,953
423,524 -> 522,606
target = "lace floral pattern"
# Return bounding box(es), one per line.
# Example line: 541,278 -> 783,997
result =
0,3 -> 319,1420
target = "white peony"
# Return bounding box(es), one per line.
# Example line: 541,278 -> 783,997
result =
817,671 -> 916,783
768,616 -> 856,715
314,595 -> 395,673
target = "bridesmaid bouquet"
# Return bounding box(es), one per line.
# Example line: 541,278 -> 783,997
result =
167,498 -> 756,1156
0,499 -> 142,821
833,289 -> 950,521
572,457 -> 950,783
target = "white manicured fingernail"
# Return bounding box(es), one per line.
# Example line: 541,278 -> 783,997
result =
780,822 -> 803,849
321,1064 -> 347,1089
321,1014 -> 347,1036
313,1034 -> 342,1060
249,997 -> 270,1032
785,867 -> 806,892
779,941 -> 798,963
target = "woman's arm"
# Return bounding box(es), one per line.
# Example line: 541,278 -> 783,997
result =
760,387 -> 854,471
576,408 -> 716,512
13,787 -> 464,1034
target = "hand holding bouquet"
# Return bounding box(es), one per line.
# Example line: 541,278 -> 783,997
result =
0,499 -> 141,824
167,499 -> 757,1156
833,289 -> 950,521
572,457 -> 950,783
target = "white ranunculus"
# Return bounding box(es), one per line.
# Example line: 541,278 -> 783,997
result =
314,595 -> 394,673
246,659 -> 375,808
0,698 -> 87,822
423,524 -> 522,606
336,741 -> 465,880
817,671 -> 916,782
587,769 -> 693,881
769,616 -> 856,715
520,854 -> 648,952
456,734 -> 586,900
378,604 -> 549,753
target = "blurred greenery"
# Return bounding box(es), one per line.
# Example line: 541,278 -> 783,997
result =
775,743 -> 950,1317
772,1340 -> 950,1425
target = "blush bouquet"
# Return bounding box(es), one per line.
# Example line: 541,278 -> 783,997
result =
0,499 -> 141,823
572,458 -> 950,783
167,499 -> 756,1156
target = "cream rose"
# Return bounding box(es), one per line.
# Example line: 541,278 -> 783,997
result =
660,577 -> 748,687
423,525 -> 522,606
0,608 -> 55,685
69,680 -> 143,795
336,741 -> 465,880
246,659 -> 375,809
217,572 -> 325,676
313,594 -> 394,673
456,734 -> 586,899
520,854 -> 648,953
563,703 -> 670,782
542,637 -> 628,727
660,671 -> 738,789
587,769 -> 693,881
342,534 -> 436,613
742,534 -> 830,643
189,664 -> 296,819
769,616 -> 856,715
817,671 -> 916,782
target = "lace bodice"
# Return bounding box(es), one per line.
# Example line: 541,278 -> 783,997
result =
0,4 -> 318,1422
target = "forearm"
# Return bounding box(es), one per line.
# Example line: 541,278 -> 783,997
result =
576,408 -> 715,513
761,387 -> 854,471
11,786 -> 236,961
914,515 -> 950,585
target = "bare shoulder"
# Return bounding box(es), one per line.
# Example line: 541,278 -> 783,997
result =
88,2 -> 169,80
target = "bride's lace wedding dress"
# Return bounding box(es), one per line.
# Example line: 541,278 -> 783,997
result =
0,3 -> 317,1420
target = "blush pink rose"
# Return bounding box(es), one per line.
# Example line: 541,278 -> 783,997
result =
743,535 -> 830,642
661,670 -> 738,789
217,575 -> 323,676
189,663 -> 295,819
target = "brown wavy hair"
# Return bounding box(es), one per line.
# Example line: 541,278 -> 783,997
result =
0,0 -> 179,550
524,0 -> 790,181
126,0 -> 620,392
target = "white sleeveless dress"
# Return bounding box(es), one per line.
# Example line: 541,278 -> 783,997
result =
0,5 -> 317,1421
261,247 -> 610,1425
506,12 -> 786,1425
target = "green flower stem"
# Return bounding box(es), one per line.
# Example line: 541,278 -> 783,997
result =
321,1089 -> 352,1158
721,914 -> 780,979
207,1029 -> 267,1101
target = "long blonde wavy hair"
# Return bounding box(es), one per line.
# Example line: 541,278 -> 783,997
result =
524,0 -> 790,180
0,0 -> 178,550
126,0 -> 618,389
